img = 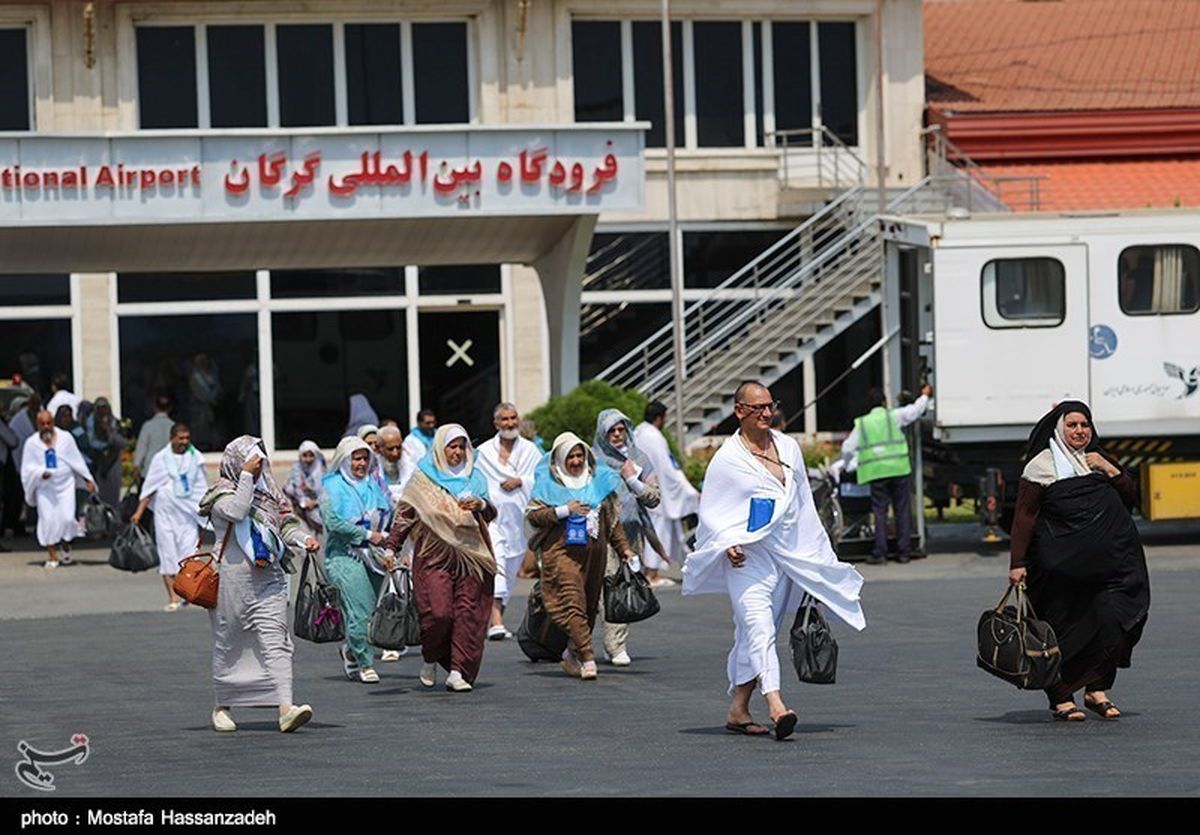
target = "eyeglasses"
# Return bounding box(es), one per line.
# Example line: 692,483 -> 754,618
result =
383,444 -> 402,452
736,400 -> 781,416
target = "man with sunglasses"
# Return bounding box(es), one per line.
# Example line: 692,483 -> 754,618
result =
683,381 -> 866,741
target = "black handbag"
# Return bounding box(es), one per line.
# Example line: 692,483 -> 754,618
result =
602,561 -> 661,624
83,494 -> 117,539
369,568 -> 423,650
517,580 -> 568,662
108,523 -> 159,573
976,584 -> 1062,690
790,593 -> 838,684
293,554 -> 345,644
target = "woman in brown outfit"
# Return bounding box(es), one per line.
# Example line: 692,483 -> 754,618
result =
384,424 -> 498,693
526,432 -> 637,680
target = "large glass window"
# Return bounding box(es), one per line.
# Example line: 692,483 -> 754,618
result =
772,22 -> 812,134
207,25 -> 267,128
118,314 -> 259,451
0,319 -> 71,401
0,275 -> 70,306
273,310 -> 408,449
981,258 -> 1066,328
271,268 -> 405,299
572,21 -> 623,123
277,24 -> 335,127
585,233 -> 670,291
136,27 -> 197,129
418,265 -> 500,296
0,28 -> 30,131
693,22 -> 743,148
818,22 -> 858,145
118,272 -> 256,304
413,22 -> 469,124
580,303 -> 671,381
631,21 -> 684,148
684,230 -> 790,289
418,310 -> 499,441
815,313 -> 882,432
346,23 -> 403,126
1118,245 -> 1200,315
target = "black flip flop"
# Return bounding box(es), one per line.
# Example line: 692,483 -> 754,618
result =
1051,706 -> 1087,721
773,711 -> 798,741
725,721 -> 771,737
1084,699 -> 1120,719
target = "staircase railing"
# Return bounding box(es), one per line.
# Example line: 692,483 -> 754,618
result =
922,125 -> 1046,211
598,184 -> 868,393
767,126 -> 868,191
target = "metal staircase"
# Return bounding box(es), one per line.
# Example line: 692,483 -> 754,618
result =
594,130 -> 1026,441
579,233 -> 668,338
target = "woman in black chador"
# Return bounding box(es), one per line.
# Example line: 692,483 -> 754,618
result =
1008,400 -> 1149,722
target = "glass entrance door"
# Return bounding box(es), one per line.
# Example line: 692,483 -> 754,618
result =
417,309 -> 501,443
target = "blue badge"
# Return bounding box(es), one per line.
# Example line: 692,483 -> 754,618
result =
180,473 -> 189,493
747,497 -> 775,532
565,514 -> 588,546
44,448 -> 57,469
1089,324 -> 1117,360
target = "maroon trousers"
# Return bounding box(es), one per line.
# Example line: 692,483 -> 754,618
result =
412,556 -> 494,684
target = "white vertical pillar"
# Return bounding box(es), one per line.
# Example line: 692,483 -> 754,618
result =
682,21 -> 697,149
405,265 -> 421,418
810,21 -> 821,145
265,24 -> 280,127
255,270 -> 276,453
742,21 -> 755,149
762,21 -> 775,145
333,22 -> 348,126
195,25 -> 211,129
802,356 -> 818,435
401,22 -> 416,125
621,20 -> 635,121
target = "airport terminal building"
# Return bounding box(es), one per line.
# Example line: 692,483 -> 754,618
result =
0,0 -> 924,451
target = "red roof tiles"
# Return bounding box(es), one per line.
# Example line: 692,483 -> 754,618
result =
926,0 -> 1200,113
983,158 -> 1200,211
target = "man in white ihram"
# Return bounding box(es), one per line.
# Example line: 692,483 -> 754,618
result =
132,422 -> 207,611
683,381 -> 866,741
20,409 -> 96,569
634,400 -> 700,587
475,402 -> 540,640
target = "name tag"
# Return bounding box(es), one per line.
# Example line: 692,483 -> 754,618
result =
180,473 -> 190,493
747,497 -> 775,532
565,514 -> 588,546
44,448 -> 57,469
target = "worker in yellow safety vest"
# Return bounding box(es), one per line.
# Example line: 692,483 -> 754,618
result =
840,384 -> 933,564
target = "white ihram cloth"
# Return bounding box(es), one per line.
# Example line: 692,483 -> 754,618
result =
20,430 -> 93,547
400,432 -> 430,487
635,421 -> 700,568
475,434 -> 540,602
683,429 -> 865,694
139,445 -> 207,575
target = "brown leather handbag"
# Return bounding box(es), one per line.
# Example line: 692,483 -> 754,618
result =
173,526 -> 232,610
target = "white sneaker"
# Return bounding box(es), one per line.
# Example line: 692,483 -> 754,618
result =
164,601 -> 183,612
279,704 -> 313,733
487,624 -> 512,641
608,650 -> 632,667
650,576 -> 677,588
580,660 -> 598,680
380,649 -> 403,662
419,663 -> 437,688
211,708 -> 237,733
445,670 -> 473,692
339,645 -> 358,680
43,560 -> 59,570
359,668 -> 380,684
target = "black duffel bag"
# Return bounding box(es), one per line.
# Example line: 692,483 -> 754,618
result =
977,583 -> 1061,690
517,580 -> 568,662
602,561 -> 660,624
368,568 -> 422,650
83,494 -> 118,539
293,554 -> 345,644
108,523 -> 159,573
790,593 -> 838,684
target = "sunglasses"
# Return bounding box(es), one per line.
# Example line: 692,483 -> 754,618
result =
736,400 -> 782,416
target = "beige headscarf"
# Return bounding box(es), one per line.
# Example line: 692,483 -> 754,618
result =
1022,411 -> 1093,486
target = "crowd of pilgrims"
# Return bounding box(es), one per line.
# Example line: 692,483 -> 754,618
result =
70,393 -> 698,733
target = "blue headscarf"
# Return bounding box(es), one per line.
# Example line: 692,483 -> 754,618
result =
530,432 -> 622,508
322,437 -> 393,527
416,423 -> 490,500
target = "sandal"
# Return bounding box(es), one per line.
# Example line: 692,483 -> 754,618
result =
772,711 -> 798,741
1084,699 -> 1120,719
725,721 -> 771,737
1051,704 -> 1087,721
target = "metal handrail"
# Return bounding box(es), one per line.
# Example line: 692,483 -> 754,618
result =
597,185 -> 867,388
766,126 -> 868,190
921,124 -> 1045,211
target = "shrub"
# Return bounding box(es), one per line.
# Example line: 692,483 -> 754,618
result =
526,380 -> 651,448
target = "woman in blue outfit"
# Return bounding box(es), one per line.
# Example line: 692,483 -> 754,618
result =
320,436 -> 395,684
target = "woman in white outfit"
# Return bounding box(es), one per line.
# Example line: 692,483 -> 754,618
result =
199,435 -> 320,733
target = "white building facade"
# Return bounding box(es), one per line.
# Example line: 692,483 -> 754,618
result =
0,0 -> 925,451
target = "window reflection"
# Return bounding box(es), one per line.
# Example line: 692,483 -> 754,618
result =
0,29 -> 30,131
136,27 -> 197,129
0,319 -> 71,402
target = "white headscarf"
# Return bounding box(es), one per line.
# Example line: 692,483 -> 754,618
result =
330,436 -> 372,481
432,424 -> 471,477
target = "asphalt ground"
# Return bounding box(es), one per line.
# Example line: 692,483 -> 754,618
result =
1,528 -> 1198,798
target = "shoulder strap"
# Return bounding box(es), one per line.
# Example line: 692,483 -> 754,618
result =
215,523 -> 234,564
